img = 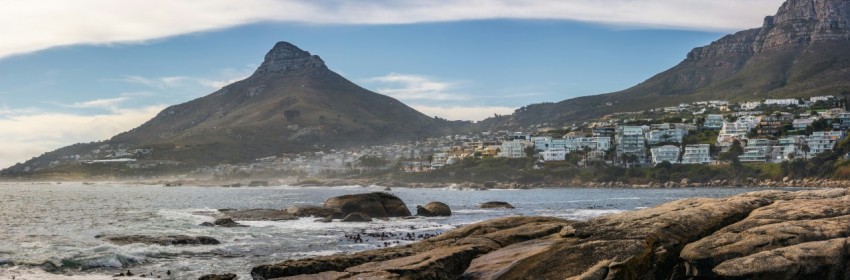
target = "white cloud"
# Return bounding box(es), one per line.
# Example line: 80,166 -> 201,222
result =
66,97 -> 129,110
365,73 -> 467,101
0,105 -> 164,169
121,69 -> 251,91
0,0 -> 784,59
413,105 -> 515,121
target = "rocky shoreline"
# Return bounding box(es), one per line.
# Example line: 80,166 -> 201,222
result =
245,188 -> 850,279
288,177 -> 850,190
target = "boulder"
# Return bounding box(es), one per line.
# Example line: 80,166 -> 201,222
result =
416,201 -> 452,217
197,273 -> 237,280
323,192 -> 411,218
341,212 -> 372,222
285,205 -> 342,218
219,209 -> 298,221
480,201 -> 515,209
100,235 -> 220,246
200,218 -> 247,227
213,218 -> 246,227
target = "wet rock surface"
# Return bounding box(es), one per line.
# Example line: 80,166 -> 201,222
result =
324,192 -> 411,218
100,235 -> 220,246
219,209 -> 298,221
479,201 -> 514,209
250,188 -> 850,280
416,201 -> 451,217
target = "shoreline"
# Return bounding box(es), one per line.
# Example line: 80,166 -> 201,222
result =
3,177 -> 849,189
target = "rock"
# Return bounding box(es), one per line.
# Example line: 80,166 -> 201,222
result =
416,201 -> 452,217
253,188 -> 850,280
483,181 -> 497,188
341,212 -> 372,222
480,201 -> 515,209
323,192 -> 411,218
219,209 -> 298,221
251,216 -> 571,279
712,238 -> 850,279
199,222 -> 215,227
100,235 -> 220,246
213,218 -> 246,227
680,196 -> 850,277
285,205 -> 342,218
197,273 -> 237,280
248,180 -> 270,187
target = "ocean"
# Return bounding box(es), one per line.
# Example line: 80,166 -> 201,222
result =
0,182 -> 777,279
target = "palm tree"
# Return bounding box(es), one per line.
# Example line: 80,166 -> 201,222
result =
801,143 -> 811,160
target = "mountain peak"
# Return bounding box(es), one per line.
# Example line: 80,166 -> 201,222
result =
254,41 -> 326,74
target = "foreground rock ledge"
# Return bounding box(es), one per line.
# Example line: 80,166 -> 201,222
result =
251,188 -> 850,280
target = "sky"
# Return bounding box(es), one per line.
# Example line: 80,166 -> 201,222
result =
0,0 -> 786,168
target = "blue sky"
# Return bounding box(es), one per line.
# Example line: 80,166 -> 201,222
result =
0,0 -> 785,168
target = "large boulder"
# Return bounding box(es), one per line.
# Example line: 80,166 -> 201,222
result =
323,192 -> 411,218
100,235 -> 220,246
480,201 -> 514,209
416,201 -> 452,217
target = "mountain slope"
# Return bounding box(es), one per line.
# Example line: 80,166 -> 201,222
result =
508,0 -> 850,126
107,42 -> 453,162
3,42 -> 456,173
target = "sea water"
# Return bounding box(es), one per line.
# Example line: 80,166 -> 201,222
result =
0,182 -> 777,279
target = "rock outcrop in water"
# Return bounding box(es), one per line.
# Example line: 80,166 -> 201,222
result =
324,192 -> 411,218
416,201 -> 452,217
100,235 -> 220,246
251,188 -> 850,279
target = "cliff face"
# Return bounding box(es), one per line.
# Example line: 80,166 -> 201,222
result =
507,0 -> 850,127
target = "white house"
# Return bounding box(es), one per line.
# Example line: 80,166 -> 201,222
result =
650,145 -> 680,165
616,126 -> 647,164
498,140 -> 529,158
646,128 -> 687,145
740,101 -> 761,110
541,149 -> 567,162
681,144 -> 711,164
807,131 -> 845,157
704,114 -> 725,129
764,99 -> 799,106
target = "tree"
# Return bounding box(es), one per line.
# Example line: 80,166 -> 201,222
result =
801,143 -> 811,160
524,146 -> 536,158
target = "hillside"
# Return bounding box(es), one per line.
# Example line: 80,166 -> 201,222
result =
2,42 -> 460,175
506,0 -> 850,127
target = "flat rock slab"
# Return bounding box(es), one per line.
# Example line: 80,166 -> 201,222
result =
100,235 -> 220,246
480,201 -> 514,209
219,209 -> 298,221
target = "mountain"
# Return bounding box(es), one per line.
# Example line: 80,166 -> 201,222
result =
507,0 -> 850,127
3,42 -> 458,174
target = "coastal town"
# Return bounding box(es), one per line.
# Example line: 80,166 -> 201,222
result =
31,94 -> 850,180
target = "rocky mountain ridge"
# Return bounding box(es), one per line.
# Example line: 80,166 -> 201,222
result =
503,0 -> 850,127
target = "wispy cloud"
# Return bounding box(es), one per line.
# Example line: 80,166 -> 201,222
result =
365,73 -> 467,101
65,97 -> 129,111
120,68 -> 251,91
0,105 -> 164,168
0,0 -> 783,59
412,105 -> 515,121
